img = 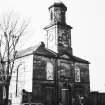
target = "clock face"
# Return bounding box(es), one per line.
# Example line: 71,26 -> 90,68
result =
48,33 -> 54,41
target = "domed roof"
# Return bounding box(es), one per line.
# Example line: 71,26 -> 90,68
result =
49,2 -> 67,11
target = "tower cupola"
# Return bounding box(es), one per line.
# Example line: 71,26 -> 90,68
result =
49,2 -> 67,24
44,2 -> 72,54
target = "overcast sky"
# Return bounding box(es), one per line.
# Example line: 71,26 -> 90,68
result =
0,0 -> 105,92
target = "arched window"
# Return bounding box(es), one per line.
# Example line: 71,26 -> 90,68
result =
75,66 -> 80,82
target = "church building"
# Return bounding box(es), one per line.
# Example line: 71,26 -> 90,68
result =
9,2 -> 90,105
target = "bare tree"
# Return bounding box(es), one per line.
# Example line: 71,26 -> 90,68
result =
0,12 -> 29,105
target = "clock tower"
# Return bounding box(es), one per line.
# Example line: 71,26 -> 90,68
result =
44,2 -> 73,54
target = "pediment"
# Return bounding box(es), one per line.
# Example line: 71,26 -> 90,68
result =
35,46 -> 57,58
59,54 -> 70,59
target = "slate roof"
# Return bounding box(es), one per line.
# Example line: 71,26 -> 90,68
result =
58,49 -> 89,64
16,45 -> 38,57
16,42 -> 89,64
58,54 -> 89,64
72,56 -> 89,64
16,42 -> 57,58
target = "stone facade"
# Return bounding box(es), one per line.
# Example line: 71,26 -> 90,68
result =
8,2 -> 90,105
87,92 -> 105,105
